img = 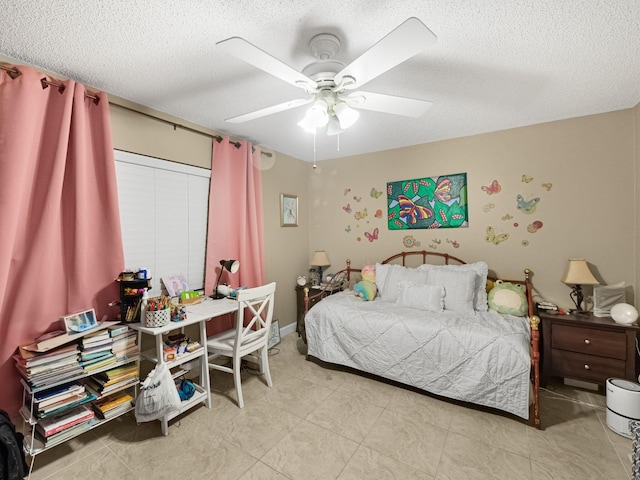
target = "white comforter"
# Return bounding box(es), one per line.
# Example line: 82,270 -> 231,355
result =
305,291 -> 531,419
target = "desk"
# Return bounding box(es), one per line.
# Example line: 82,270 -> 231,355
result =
130,298 -> 237,435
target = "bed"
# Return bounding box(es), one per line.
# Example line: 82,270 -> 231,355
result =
303,251 -> 541,428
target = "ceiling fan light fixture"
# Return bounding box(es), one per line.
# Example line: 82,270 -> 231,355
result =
307,99 -> 329,127
334,102 -> 359,129
297,116 -> 317,134
326,116 -> 346,136
298,99 -> 329,133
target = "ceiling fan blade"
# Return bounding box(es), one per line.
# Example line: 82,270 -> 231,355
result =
217,37 -> 317,91
225,97 -> 313,124
335,17 -> 436,90
346,91 -> 433,117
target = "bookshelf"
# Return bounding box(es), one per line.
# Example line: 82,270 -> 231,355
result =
15,324 -> 140,475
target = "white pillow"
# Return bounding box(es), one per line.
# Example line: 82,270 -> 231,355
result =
427,268 -> 476,314
396,281 -> 444,312
375,263 -> 428,303
419,262 -> 489,311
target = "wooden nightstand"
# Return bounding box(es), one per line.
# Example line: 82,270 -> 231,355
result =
540,311 -> 639,386
295,283 -> 342,343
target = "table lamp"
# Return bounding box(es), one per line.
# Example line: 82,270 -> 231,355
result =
211,259 -> 239,299
310,250 -> 330,285
561,258 -> 599,313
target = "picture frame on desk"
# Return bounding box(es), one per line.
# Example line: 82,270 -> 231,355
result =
61,309 -> 98,334
280,194 -> 298,227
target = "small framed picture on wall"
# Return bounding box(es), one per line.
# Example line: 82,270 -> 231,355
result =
280,193 -> 298,227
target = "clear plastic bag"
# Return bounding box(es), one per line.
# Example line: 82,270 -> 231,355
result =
135,363 -> 181,422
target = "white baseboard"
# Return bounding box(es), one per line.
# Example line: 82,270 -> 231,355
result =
279,321 -> 296,337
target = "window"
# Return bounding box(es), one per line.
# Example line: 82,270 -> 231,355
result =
114,150 -> 210,296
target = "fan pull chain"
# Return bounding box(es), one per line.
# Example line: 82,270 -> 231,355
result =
336,133 -> 340,151
312,133 -> 317,169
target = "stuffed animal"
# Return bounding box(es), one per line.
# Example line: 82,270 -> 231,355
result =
354,263 -> 377,301
488,280 -> 527,316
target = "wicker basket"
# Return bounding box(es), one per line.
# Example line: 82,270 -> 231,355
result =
145,309 -> 170,328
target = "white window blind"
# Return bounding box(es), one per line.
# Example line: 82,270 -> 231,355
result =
114,150 -> 210,297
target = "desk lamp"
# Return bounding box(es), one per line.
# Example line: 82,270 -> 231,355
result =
561,258 -> 599,314
310,250 -> 330,285
211,259 -> 239,299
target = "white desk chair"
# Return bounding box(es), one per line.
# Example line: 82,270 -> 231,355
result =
206,282 -> 276,408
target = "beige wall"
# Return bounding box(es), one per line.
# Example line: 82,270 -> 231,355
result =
308,110 -> 636,312
4,55 -> 638,319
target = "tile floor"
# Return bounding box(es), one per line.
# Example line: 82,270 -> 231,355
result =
22,333 -> 633,480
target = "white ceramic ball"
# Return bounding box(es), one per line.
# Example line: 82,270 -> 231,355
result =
610,303 -> 639,325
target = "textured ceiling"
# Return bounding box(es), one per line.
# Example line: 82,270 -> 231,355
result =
1,1 -> 640,162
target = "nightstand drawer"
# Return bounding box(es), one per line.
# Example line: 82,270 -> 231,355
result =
551,349 -> 626,383
551,324 -> 627,360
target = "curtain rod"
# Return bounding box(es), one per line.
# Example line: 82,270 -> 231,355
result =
1,64 -> 100,104
110,102 -> 273,157
1,63 -> 273,158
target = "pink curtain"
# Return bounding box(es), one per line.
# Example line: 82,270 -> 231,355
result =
0,66 -> 124,416
204,136 -> 265,335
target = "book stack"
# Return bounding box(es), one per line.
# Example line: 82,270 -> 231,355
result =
80,329 -> 116,374
31,383 -> 96,419
86,363 -> 139,397
93,392 -> 133,420
108,324 -> 138,361
34,405 -> 95,447
14,344 -> 83,389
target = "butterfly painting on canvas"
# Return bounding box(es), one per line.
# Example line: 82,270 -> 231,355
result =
387,173 -> 468,230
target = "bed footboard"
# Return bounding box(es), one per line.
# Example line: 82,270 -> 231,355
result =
530,314 -> 541,429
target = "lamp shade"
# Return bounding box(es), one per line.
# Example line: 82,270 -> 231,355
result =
221,259 -> 240,274
310,250 -> 330,267
561,259 -> 598,285
334,102 -> 360,129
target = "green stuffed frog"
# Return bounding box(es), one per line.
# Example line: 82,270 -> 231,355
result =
488,280 -> 527,316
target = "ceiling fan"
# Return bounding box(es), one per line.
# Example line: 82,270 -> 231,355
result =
217,17 -> 437,135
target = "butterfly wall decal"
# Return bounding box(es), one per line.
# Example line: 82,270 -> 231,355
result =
342,204 -> 352,214
353,196 -> 362,202
486,226 -> 509,245
364,228 -> 379,242
354,208 -> 368,220
345,225 -> 351,233
521,174 -> 534,183
541,182 -> 553,191
516,194 -> 540,214
482,203 -> 495,213
344,188 -> 351,196
398,195 -> 433,224
370,188 -> 383,199
501,213 -> 513,221
481,180 -> 501,195
374,209 -> 383,218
